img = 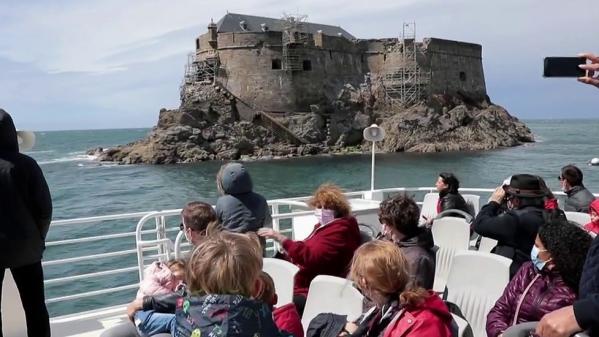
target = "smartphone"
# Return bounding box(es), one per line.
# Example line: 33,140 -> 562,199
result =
543,57 -> 586,77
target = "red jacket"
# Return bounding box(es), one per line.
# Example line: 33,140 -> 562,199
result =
383,292 -> 453,337
281,216 -> 360,295
584,199 -> 599,235
273,303 -> 304,337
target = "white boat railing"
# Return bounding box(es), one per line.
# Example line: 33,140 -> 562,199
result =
41,187 -> 597,317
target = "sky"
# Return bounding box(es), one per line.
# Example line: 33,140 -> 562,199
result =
1,0 -> 597,131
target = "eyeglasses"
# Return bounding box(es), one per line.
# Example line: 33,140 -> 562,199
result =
557,176 -> 564,181
179,222 -> 185,231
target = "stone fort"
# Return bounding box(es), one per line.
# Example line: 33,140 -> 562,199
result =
183,13 -> 487,121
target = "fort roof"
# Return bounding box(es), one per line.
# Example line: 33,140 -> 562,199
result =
216,13 -> 356,40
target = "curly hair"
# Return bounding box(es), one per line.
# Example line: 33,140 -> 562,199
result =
307,183 -> 351,218
378,194 -> 420,238
539,211 -> 592,291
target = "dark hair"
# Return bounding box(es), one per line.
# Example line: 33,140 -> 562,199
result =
539,211 -> 592,291
439,172 -> 460,194
378,194 -> 420,238
561,165 -> 584,187
181,201 -> 218,232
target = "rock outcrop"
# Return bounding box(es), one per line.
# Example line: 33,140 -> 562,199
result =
94,80 -> 534,164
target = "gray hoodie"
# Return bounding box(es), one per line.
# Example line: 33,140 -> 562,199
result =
215,163 -> 271,234
0,109 -> 52,267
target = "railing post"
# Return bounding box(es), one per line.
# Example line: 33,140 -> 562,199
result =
271,203 -> 281,252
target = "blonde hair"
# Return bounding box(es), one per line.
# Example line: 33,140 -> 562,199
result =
307,183 -> 351,218
186,231 -> 263,297
350,240 -> 428,307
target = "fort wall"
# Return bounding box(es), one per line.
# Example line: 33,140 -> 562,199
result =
191,27 -> 488,113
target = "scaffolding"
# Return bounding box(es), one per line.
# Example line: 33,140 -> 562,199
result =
182,51 -> 219,85
281,14 -> 309,71
383,22 -> 430,107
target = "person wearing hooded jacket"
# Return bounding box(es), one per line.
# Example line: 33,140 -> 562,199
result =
0,109 -> 52,337
215,163 -> 271,242
584,199 -> 599,235
377,194 -> 436,290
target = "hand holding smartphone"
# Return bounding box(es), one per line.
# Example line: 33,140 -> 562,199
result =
543,57 -> 586,77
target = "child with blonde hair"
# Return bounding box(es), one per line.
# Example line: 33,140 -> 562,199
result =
176,231 -> 291,337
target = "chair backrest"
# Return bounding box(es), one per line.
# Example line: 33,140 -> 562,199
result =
445,251 -> 512,337
451,313 -> 472,337
174,231 -> 193,260
431,217 -> 471,292
301,275 -> 363,334
292,214 -> 316,241
565,211 -> 591,227
477,236 -> 498,253
262,258 -> 299,306
462,194 -> 481,216
2,270 -> 27,337
419,193 -> 439,224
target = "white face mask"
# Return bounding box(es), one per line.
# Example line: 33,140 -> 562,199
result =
314,208 -> 336,226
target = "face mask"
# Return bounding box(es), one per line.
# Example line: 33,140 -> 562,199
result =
315,208 -> 336,226
531,245 -> 551,271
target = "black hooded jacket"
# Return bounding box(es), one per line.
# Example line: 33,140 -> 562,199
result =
0,109 -> 52,267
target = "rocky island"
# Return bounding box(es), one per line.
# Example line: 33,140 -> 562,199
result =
93,13 -> 533,164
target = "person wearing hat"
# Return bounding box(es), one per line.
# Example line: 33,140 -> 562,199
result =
0,109 -> 52,337
559,164 -> 595,213
472,174 -> 547,278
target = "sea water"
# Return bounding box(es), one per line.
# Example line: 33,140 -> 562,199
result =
26,119 -> 599,316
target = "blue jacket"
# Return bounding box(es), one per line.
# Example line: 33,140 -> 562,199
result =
215,163 -> 271,233
174,294 -> 290,337
574,235 -> 599,337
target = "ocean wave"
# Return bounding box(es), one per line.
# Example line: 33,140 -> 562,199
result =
25,150 -> 55,154
38,153 -> 97,165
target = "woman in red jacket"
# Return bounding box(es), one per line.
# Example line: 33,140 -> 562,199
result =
342,240 -> 453,337
258,183 -> 361,315
486,212 -> 592,337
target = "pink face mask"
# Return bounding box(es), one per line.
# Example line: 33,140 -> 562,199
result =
314,208 -> 336,226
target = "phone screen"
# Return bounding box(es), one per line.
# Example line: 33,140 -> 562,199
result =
543,57 -> 586,77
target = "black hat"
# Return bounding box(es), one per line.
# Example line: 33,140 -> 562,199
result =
503,174 -> 545,198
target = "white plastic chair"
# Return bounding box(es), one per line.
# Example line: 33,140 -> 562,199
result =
420,193 -> 480,224
445,251 -> 512,337
174,231 -> 193,259
462,194 -> 481,216
262,258 -> 299,306
565,211 -> 591,227
301,275 -> 363,334
419,193 -> 439,224
451,313 -> 471,337
431,217 -> 471,292
2,270 -> 27,337
477,236 -> 498,253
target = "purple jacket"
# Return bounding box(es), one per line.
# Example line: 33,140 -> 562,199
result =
486,261 -> 577,337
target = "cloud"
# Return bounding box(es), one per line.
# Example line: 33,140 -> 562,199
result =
0,0 -> 598,130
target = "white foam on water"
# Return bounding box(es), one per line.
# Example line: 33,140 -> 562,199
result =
38,153 -> 97,165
